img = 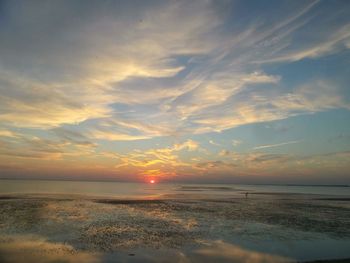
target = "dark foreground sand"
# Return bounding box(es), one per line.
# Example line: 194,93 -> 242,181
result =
0,192 -> 350,263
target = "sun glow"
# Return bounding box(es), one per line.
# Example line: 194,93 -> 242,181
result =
150,179 -> 155,184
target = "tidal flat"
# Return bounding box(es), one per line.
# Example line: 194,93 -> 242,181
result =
1,191 -> 350,263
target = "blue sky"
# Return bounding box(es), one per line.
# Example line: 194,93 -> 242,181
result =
0,0 -> 349,183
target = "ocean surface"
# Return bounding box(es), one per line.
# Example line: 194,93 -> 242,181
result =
0,179 -> 349,198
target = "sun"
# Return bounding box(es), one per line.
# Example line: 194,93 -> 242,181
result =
150,179 -> 155,184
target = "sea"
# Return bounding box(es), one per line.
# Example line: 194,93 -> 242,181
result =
0,179 -> 349,198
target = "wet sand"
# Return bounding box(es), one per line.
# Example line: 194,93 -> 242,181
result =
0,191 -> 350,262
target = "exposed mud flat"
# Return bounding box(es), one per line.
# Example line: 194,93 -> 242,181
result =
0,193 -> 350,262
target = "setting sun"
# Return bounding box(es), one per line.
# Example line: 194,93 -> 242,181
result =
150,179 -> 155,184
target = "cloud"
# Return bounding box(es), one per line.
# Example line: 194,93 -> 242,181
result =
138,169 -> 176,178
253,140 -> 301,150
232,140 -> 242,147
209,140 -> 220,146
195,161 -> 236,170
219,150 -> 231,157
189,80 -> 349,133
0,0 -> 348,142
0,133 -> 96,160
249,153 -> 293,163
272,81 -> 350,112
0,72 -> 110,128
0,0 -> 220,130
103,139 -> 200,176
51,127 -> 97,147
255,24 -> 350,63
88,129 -> 150,141
173,140 -> 199,151
190,149 -> 350,180
0,137 -> 65,160
0,129 -> 19,138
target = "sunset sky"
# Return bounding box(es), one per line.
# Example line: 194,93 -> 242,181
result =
0,0 -> 350,183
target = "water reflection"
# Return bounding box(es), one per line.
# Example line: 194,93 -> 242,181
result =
1,191 -> 350,262
192,240 -> 290,263
101,240 -> 291,262
0,235 -> 101,263
0,235 -> 291,263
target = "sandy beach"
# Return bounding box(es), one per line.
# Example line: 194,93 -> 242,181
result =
1,187 -> 350,263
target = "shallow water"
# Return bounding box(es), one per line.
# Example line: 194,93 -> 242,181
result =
0,180 -> 350,262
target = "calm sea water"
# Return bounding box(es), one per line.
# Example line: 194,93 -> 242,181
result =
0,179 -> 349,198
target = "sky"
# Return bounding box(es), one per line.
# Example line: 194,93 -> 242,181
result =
0,0 -> 350,184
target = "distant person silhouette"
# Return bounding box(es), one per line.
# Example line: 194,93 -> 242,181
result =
245,192 -> 249,198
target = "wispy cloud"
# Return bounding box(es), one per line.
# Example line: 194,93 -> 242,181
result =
103,139 -> 201,177
209,140 -> 220,146
0,1 -> 348,139
232,140 -> 242,147
253,140 -> 301,150
0,130 -> 19,138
